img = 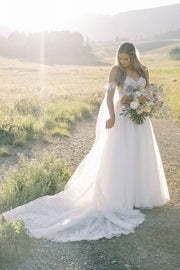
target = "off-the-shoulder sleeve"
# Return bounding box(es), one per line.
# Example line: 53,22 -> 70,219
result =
104,81 -> 117,92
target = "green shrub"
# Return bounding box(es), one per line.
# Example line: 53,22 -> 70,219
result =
0,113 -> 26,145
0,155 -> 71,213
0,217 -> 34,263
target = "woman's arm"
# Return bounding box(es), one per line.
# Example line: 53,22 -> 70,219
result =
105,65 -> 118,129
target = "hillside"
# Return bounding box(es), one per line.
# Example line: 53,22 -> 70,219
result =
1,4 -> 180,42
60,4 -> 180,41
153,28 -> 180,40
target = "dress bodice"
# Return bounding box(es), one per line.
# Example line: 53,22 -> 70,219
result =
118,76 -> 147,96
122,75 -> 146,89
104,76 -> 147,98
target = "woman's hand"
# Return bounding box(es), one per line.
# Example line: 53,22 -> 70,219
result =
105,117 -> 115,129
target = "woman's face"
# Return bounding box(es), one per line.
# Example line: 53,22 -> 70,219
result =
118,53 -> 131,68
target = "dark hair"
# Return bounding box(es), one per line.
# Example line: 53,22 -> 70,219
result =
115,42 -> 148,87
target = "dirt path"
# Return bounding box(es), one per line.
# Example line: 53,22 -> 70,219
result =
1,96 -> 180,270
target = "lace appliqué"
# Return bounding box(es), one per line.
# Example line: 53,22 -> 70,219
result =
104,81 -> 117,92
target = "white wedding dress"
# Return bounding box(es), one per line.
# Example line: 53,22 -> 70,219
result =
2,76 -> 170,242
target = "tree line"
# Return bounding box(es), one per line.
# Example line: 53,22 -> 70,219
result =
0,30 -> 103,65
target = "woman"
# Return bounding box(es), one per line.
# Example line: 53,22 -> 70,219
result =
2,42 -> 170,242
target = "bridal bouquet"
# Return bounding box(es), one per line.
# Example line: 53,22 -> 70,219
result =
120,85 -> 163,125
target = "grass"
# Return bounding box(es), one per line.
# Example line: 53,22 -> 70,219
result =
0,155 -> 71,214
0,44 -> 180,148
0,146 -> 11,157
0,58 -> 106,146
0,96 -> 100,145
0,217 -> 34,264
0,154 -> 72,265
153,68 -> 180,75
0,95 -> 102,146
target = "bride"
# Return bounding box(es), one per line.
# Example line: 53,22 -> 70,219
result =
2,42 -> 170,242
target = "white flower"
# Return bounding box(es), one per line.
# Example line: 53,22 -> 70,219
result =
130,101 -> 139,109
134,91 -> 141,97
140,90 -> 145,94
146,101 -> 154,106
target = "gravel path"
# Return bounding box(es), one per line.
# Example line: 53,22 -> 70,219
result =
1,92 -> 180,270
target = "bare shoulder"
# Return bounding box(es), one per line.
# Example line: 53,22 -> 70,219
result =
108,65 -> 119,82
110,65 -> 119,73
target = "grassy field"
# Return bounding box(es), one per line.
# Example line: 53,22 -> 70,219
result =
0,57 -> 109,146
0,43 -> 180,148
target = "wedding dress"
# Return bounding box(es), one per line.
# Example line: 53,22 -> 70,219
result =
2,76 -> 170,242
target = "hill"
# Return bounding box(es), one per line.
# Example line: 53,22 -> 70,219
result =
61,4 -> 180,41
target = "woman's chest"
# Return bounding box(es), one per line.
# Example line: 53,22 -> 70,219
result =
117,76 -> 146,94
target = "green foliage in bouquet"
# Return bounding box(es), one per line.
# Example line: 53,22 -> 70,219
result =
120,109 -> 147,125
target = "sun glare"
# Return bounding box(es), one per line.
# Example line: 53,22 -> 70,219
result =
1,0 -> 180,33
2,0 -> 74,32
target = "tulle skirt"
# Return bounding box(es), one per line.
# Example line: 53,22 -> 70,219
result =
2,90 -> 170,242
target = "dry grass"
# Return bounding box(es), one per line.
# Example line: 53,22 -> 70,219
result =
0,57 -> 111,145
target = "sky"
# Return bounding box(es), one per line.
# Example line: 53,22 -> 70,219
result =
1,0 -> 180,32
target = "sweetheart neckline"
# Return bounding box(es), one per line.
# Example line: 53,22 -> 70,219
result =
126,75 -> 142,82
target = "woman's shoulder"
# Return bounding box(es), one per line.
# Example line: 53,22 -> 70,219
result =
109,65 -> 119,77
107,65 -> 120,85
110,65 -> 119,72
